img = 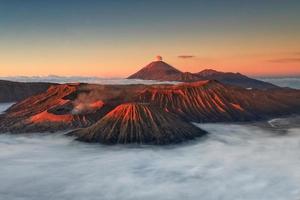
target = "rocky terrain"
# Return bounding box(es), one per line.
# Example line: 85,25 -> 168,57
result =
0,57 -> 298,145
137,80 -> 299,122
127,59 -> 278,89
0,79 -> 300,144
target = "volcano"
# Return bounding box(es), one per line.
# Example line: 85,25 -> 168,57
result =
70,103 -> 206,145
1,80 -> 300,139
127,59 -> 278,89
127,60 -> 200,82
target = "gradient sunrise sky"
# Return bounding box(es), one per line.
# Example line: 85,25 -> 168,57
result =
0,0 -> 300,77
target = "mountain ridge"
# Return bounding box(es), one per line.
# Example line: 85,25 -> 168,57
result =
128,60 -> 278,89
0,80 -> 55,103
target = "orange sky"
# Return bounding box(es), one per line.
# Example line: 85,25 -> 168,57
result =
1,27 -> 299,77
1,42 -> 299,77
1,1 -> 300,77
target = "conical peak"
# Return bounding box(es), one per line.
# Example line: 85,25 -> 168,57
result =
105,103 -> 152,121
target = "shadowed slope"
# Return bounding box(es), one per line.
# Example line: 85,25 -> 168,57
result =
195,69 -> 278,89
127,60 -> 278,89
70,103 -> 206,145
0,80 -> 54,103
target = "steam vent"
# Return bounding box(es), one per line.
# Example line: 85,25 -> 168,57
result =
70,103 -> 207,145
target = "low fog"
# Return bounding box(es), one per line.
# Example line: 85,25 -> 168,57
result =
0,114 -> 300,199
2,75 -> 300,89
0,76 -> 179,85
0,77 -> 300,200
259,77 -> 300,89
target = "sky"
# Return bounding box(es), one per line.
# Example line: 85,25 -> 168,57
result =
0,0 -> 300,77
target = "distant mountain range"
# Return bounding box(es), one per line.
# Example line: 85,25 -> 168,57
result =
0,60 -> 279,103
128,60 -> 278,89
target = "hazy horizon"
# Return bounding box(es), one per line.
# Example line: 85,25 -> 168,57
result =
1,73 -> 300,79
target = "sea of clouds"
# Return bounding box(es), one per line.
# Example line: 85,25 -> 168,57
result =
0,75 -> 179,85
1,77 -> 300,200
1,75 -> 300,89
0,103 -> 300,200
258,77 -> 300,89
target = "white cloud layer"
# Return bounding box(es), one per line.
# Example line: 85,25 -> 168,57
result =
0,109 -> 300,200
0,76 -> 179,85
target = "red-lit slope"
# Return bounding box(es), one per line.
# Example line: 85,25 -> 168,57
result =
0,84 -> 101,132
0,83 -> 149,133
137,80 -> 300,122
70,103 -> 206,144
1,80 -> 300,134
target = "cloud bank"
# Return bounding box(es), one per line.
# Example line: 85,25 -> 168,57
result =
0,118 -> 300,200
267,58 -> 300,63
177,55 -> 196,59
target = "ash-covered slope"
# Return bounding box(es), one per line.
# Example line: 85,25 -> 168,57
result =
70,103 -> 206,144
0,80 -> 54,103
137,80 -> 300,122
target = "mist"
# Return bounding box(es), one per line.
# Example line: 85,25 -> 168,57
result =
2,75 -> 300,89
259,77 -> 300,89
1,76 -> 300,200
0,76 -> 179,85
0,116 -> 300,199
0,102 -> 15,114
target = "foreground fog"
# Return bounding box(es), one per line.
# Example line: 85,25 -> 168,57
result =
0,115 -> 300,199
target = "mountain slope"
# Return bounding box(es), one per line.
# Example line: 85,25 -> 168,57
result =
137,80 -> 300,122
0,84 -> 99,132
70,103 -> 206,144
127,60 -> 279,89
0,80 -> 54,103
195,69 -> 278,89
1,81 -> 299,135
